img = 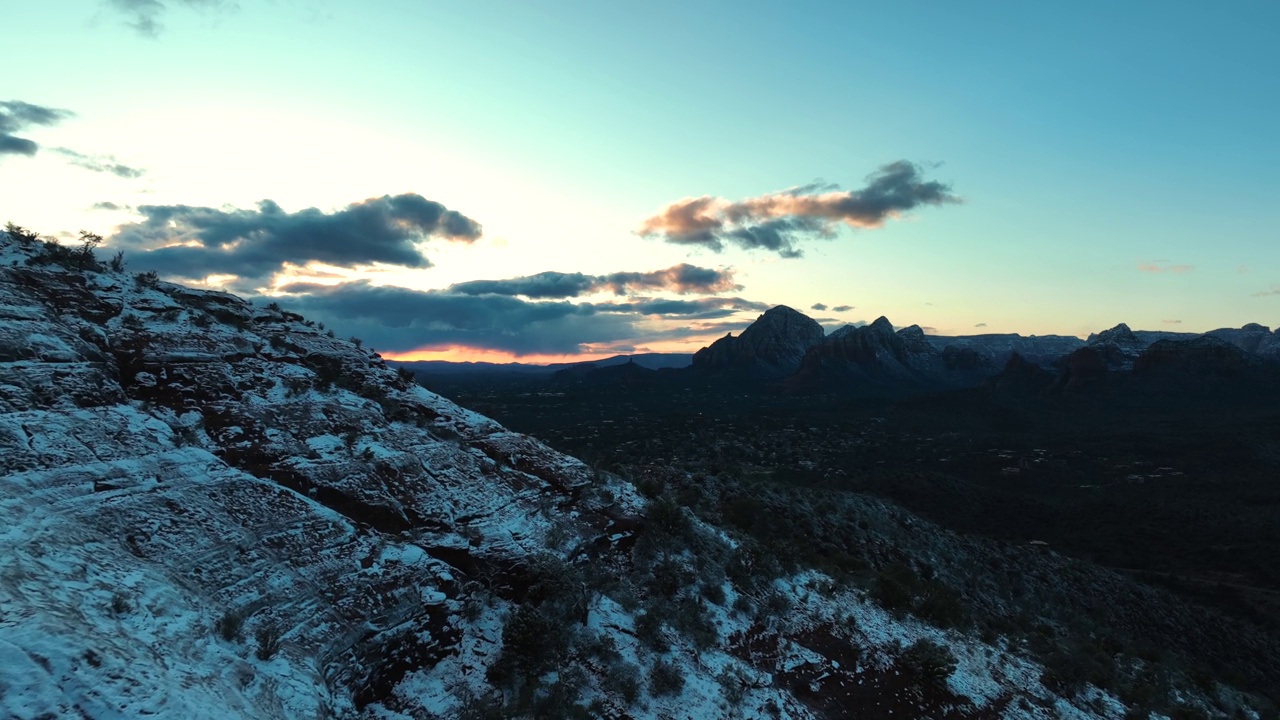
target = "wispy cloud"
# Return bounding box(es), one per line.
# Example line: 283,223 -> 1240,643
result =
116,194 -> 482,283
1161,319 -> 1183,324
810,303 -> 828,311
638,161 -> 960,258
974,322 -> 987,327
1253,285 -> 1280,298
105,0 -> 235,36
832,304 -> 853,312
446,264 -> 739,299
52,147 -> 145,178
0,100 -> 73,158
1137,261 -> 1195,274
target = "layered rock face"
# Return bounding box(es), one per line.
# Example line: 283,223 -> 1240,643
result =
691,305 -> 825,379
0,237 -> 640,717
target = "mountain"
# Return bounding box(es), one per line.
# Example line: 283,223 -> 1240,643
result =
398,352 -> 692,377
1205,323 -> 1280,357
984,351 -> 1058,398
691,305 -> 824,379
4,231 -> 1188,718
549,357 -> 662,387
924,332 -> 1085,367
792,317 -> 993,395
686,307 -> 1280,404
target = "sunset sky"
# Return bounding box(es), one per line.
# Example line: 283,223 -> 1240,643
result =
3,1 -> 1278,361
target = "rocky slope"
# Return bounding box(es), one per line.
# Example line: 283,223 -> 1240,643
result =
1,231 -> 1259,719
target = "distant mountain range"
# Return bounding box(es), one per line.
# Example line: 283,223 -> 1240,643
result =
694,306 -> 1280,398
401,305 -> 1280,400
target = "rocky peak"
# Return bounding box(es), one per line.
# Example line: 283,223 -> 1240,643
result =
896,324 -> 931,353
868,316 -> 895,334
1088,322 -> 1140,346
691,304 -> 824,379
827,323 -> 859,340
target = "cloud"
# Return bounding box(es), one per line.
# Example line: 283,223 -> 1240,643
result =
832,305 -> 853,312
592,297 -> 771,320
1253,285 -> 1280,298
1161,319 -> 1183,324
811,303 -> 828,311
0,100 -> 74,158
52,147 -> 145,178
638,161 -> 960,257
268,280 -> 766,355
105,0 -> 233,36
974,322 -> 987,327
446,263 -> 739,299
91,201 -> 124,211
115,193 -> 483,283
1137,262 -> 1195,274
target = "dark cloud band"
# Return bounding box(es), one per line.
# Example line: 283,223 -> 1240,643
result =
268,280 -> 767,355
116,194 -> 483,282
0,100 -> 74,158
446,263 -> 739,298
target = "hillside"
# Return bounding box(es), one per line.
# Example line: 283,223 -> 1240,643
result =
1,229 -> 1275,719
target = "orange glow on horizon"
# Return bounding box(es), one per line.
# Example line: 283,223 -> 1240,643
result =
382,346 -> 616,365
382,338 -> 712,365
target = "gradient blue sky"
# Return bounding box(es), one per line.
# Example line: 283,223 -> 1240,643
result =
4,1 -> 1278,359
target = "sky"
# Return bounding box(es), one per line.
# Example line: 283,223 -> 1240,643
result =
3,0 -> 1278,362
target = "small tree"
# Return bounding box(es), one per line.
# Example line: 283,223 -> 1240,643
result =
76,231 -> 103,270
900,638 -> 958,687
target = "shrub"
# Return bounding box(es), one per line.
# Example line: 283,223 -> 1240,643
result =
135,270 -> 159,288
603,659 -> 642,704
718,667 -> 749,706
635,611 -> 669,652
4,222 -> 41,245
650,658 -> 685,696
255,624 -> 282,660
214,609 -> 244,642
110,591 -> 132,615
871,563 -> 919,616
109,250 -> 126,272
900,638 -> 958,687
494,605 -> 570,681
